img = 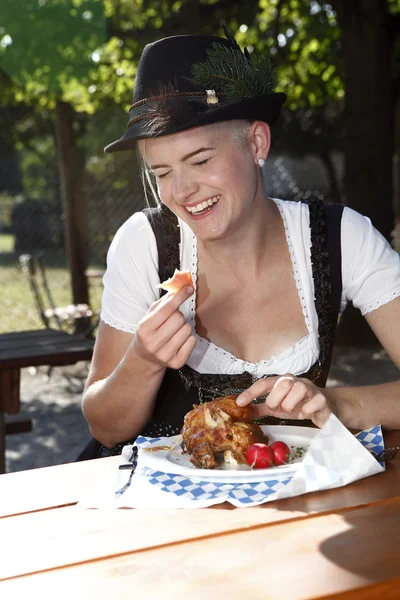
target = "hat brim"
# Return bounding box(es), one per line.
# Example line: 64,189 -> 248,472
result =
104,93 -> 286,153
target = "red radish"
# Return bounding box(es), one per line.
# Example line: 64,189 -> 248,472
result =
246,443 -> 274,469
269,441 -> 290,466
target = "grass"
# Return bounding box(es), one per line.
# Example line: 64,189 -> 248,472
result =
0,234 -> 103,333
0,234 -> 14,253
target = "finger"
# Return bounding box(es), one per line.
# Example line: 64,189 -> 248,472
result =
159,324 -> 195,365
279,380 -> 310,414
299,394 -> 327,419
147,294 -> 168,313
171,334 -> 197,368
146,285 -> 194,325
312,409 -> 332,429
153,311 -> 187,348
265,375 -> 297,410
236,376 -> 280,406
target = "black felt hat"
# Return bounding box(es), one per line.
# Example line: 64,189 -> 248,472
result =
104,33 -> 287,153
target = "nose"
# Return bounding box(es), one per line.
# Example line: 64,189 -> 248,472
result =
172,169 -> 198,203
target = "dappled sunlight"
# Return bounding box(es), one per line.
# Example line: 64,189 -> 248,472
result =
6,362 -> 90,473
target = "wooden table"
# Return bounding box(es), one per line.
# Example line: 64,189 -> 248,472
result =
0,430 -> 399,599
0,328 -> 94,473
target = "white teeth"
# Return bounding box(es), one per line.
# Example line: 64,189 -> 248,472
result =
186,196 -> 219,214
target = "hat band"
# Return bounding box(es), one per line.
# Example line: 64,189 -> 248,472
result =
127,90 -> 224,127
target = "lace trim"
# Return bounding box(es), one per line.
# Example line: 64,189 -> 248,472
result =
193,329 -> 315,369
189,231 -> 197,329
303,199 -> 333,369
361,289 -> 400,315
188,199 -> 313,368
275,198 -> 311,333
100,313 -> 136,334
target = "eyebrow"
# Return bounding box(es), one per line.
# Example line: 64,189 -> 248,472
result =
150,147 -> 214,170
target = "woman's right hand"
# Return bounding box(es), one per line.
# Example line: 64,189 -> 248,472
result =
131,285 -> 196,370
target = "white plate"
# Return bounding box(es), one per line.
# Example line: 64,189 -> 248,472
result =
139,425 -> 318,483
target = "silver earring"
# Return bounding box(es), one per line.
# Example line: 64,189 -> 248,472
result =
258,158 -> 265,168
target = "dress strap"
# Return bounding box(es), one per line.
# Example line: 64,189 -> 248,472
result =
143,204 -> 180,297
325,202 -> 344,332
303,199 -> 344,386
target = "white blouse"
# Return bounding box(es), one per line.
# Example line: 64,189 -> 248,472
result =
101,199 -> 400,377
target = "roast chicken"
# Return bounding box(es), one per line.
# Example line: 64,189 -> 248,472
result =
181,395 -> 269,469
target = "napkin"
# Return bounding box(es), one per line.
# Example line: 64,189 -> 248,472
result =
78,414 -> 384,509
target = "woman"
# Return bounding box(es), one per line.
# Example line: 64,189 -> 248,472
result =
82,32 -> 400,456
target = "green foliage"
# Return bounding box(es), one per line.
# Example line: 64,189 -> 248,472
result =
388,0 -> 400,14
0,0 -> 346,114
0,194 -> 21,231
192,42 -> 278,102
18,136 -> 59,202
4,0 -> 397,180
236,0 -> 343,108
0,0 -> 107,104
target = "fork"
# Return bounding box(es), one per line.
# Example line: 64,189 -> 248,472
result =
116,446 -> 138,495
370,447 -> 399,462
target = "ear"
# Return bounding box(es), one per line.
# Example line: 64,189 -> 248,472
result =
249,121 -> 271,164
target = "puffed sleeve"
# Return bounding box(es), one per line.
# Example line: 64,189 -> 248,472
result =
100,212 -> 160,333
341,207 -> 400,315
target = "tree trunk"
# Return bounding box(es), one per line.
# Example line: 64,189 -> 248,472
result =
54,100 -> 89,334
333,0 -> 394,238
331,0 -> 394,347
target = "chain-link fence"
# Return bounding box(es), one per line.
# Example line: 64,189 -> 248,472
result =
0,107 -> 341,334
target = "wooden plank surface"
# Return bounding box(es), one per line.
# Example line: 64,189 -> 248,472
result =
0,450 -> 399,580
0,329 -> 93,368
317,577 -> 400,600
1,433 -> 398,598
0,504 -> 305,579
2,500 -> 400,599
0,456 -> 119,517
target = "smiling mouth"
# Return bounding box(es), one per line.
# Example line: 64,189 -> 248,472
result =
185,195 -> 220,215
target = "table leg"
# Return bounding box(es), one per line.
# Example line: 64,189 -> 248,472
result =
0,369 -> 21,474
0,369 -> 20,414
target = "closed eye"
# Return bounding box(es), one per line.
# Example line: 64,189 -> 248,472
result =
193,158 -> 209,167
155,171 -> 170,180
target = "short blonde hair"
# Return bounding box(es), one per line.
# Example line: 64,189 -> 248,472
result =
139,119 -> 253,207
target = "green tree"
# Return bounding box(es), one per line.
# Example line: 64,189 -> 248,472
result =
0,0 -> 108,314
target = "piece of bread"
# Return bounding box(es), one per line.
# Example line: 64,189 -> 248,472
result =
157,269 -> 193,293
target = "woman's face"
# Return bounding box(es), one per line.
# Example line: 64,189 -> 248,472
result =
141,122 -> 265,241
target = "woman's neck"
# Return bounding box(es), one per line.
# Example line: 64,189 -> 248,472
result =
197,196 -> 283,277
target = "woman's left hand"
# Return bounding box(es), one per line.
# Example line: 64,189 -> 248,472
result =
236,374 -> 334,428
